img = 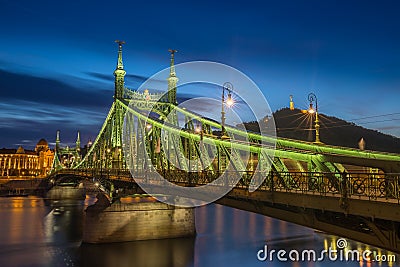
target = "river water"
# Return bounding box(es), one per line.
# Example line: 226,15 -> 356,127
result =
0,196 -> 398,267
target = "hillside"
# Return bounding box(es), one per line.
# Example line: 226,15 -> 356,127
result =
241,108 -> 400,153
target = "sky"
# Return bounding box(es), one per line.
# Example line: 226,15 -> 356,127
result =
0,0 -> 399,149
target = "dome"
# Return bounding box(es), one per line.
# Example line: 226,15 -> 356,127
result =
37,139 -> 48,146
16,146 -> 25,154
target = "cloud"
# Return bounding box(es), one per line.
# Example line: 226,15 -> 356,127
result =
0,69 -> 116,148
85,71 -> 150,83
0,100 -> 106,128
376,126 -> 400,131
0,69 -> 111,108
0,98 -> 110,148
84,71 -> 167,90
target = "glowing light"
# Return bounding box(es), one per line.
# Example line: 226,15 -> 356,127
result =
308,102 -> 315,114
146,124 -> 152,130
195,126 -> 201,133
226,93 -> 234,107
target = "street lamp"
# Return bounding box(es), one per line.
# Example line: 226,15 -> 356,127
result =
106,148 -> 111,169
118,148 -> 122,169
308,93 -> 321,144
221,82 -> 234,137
195,124 -> 204,141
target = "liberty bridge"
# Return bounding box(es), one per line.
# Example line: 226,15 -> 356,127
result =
48,41 -> 400,252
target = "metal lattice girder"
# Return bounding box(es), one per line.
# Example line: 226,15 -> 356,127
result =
165,129 -> 189,171
168,103 -> 400,171
112,101 -> 125,148
75,100 -> 128,170
193,138 -> 215,173
323,161 -> 342,173
75,102 -> 118,169
123,99 -> 400,173
254,147 -> 274,186
73,96 -> 400,180
271,157 -> 296,189
310,156 -> 341,190
124,111 -> 137,171
50,150 -> 64,173
220,145 -> 247,174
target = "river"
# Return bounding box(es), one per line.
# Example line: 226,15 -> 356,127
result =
0,196 -> 397,267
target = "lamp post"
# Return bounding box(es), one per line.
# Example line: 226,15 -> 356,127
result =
221,82 -> 234,137
195,124 -> 203,140
308,93 -> 321,144
118,148 -> 122,169
106,148 -> 111,169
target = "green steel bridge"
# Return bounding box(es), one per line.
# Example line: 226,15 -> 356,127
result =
50,42 -> 400,252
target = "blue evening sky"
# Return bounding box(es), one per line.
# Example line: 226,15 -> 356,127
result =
0,0 -> 399,148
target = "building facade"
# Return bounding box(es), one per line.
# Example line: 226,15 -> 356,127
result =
0,139 -> 54,178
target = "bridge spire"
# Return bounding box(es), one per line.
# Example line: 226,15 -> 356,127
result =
55,130 -> 60,152
76,131 -> 81,151
167,49 -> 178,105
114,40 -> 126,100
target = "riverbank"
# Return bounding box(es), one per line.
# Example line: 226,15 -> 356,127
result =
0,178 -> 47,197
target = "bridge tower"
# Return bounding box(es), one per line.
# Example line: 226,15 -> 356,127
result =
114,40 -> 126,100
161,49 -> 188,171
76,131 -> 81,152
112,40 -> 127,153
167,49 -> 178,105
55,130 -> 60,152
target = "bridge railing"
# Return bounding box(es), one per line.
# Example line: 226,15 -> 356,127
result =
127,169 -> 400,203
49,169 -> 400,204
50,168 -> 132,181
246,171 -> 400,203
149,170 -> 400,203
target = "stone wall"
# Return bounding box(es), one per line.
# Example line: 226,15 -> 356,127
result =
46,185 -> 86,200
83,201 -> 195,243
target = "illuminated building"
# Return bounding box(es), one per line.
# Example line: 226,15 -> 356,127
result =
0,139 -> 54,178
289,95 -> 294,110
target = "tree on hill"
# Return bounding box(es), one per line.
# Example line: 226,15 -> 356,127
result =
240,108 -> 400,153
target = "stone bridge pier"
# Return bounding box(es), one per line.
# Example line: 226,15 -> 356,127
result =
83,194 -> 196,243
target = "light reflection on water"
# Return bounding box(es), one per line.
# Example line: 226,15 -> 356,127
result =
0,196 -> 398,267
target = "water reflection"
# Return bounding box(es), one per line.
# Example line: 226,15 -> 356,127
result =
79,237 -> 195,267
0,197 -> 398,267
43,200 -> 85,244
0,197 -> 48,246
193,205 -> 399,267
0,197 -> 84,267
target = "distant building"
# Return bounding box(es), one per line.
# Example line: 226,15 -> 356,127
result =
289,95 -> 294,110
358,138 -> 366,150
0,139 -> 54,178
53,130 -> 82,170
